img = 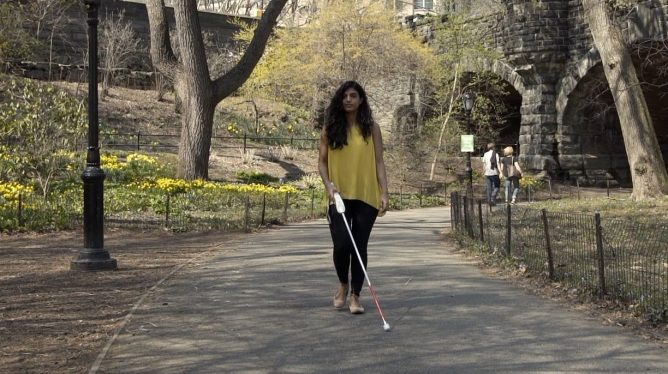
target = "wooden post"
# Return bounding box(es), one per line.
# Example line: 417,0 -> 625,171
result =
462,195 -> 467,235
282,192 -> 289,223
541,209 -> 555,279
244,196 -> 250,231
310,189 -> 315,218
606,179 -> 610,198
453,193 -> 459,230
165,194 -> 170,227
528,185 -> 532,203
595,212 -> 606,296
464,195 -> 474,238
17,192 -> 23,227
450,193 -> 455,229
477,199 -> 484,241
261,193 -> 266,225
506,203 -> 512,256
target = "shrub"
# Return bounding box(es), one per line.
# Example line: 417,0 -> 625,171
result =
520,175 -> 542,189
0,77 -> 86,197
102,152 -> 171,183
239,148 -> 256,164
280,145 -> 298,160
263,146 -> 281,162
298,173 -> 322,189
236,171 -> 278,185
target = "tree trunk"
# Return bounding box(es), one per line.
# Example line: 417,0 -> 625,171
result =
429,68 -> 459,181
582,0 -> 668,199
173,0 -> 214,179
175,77 -> 215,179
146,0 -> 288,179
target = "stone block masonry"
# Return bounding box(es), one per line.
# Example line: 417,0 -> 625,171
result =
6,0 -> 246,85
469,0 -> 668,185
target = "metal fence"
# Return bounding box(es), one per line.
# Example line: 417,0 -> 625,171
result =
451,192 -> 668,314
460,176 -> 632,206
0,190 -> 328,233
90,132 -> 320,152
0,186 -> 449,233
105,190 -> 325,232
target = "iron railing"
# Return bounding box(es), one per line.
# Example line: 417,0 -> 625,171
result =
451,191 -> 668,314
0,186 -> 449,233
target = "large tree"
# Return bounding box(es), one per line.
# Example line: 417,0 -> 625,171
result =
423,13 -> 502,180
582,0 -> 668,199
244,0 -> 431,113
146,0 -> 288,179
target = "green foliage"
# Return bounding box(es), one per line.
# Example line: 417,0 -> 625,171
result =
214,104 -> 319,146
0,77 -> 86,197
215,110 -> 254,136
236,170 -> 279,185
415,14 -> 510,163
0,187 -> 80,232
244,0 -> 433,112
519,175 -> 542,189
388,191 -> 447,210
0,157 -> 447,233
106,186 -> 165,214
531,196 -> 668,223
100,10 -> 145,93
0,3 -> 40,60
102,152 -> 173,184
297,173 -> 323,190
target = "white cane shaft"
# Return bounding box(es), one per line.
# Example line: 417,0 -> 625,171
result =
340,212 -> 373,288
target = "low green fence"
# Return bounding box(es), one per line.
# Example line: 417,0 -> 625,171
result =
451,192 -> 668,316
0,186 -> 448,233
96,132 -> 320,152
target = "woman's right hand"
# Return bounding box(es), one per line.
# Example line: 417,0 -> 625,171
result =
327,182 -> 338,200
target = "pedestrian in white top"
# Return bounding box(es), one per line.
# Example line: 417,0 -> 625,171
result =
482,142 -> 501,206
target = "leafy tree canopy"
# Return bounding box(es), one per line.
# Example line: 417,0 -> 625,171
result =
243,0 -> 433,113
0,77 -> 86,197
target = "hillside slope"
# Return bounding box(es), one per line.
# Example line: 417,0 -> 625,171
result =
57,83 -> 453,192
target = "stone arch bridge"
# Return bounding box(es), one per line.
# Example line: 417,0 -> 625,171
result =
463,0 -> 668,186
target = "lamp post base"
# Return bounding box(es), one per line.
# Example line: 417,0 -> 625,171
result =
466,151 -> 473,196
71,249 -> 117,271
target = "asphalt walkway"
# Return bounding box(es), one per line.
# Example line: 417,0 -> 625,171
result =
97,206 -> 667,373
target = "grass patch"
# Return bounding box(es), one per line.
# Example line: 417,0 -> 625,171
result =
530,196 -> 668,223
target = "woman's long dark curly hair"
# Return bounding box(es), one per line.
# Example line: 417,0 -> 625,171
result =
323,81 -> 374,150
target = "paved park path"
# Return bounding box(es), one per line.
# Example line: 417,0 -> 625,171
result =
97,207 -> 667,373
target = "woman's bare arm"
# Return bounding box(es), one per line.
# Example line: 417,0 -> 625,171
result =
318,127 -> 336,198
372,124 -> 389,213
514,160 -> 523,175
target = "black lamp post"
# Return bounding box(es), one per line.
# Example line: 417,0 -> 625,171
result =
462,90 -> 475,195
71,0 -> 117,271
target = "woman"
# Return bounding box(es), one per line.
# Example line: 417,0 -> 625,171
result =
500,146 -> 523,204
318,80 -> 389,314
482,142 -> 501,206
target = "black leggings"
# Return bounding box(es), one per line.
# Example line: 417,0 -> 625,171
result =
328,199 -> 378,296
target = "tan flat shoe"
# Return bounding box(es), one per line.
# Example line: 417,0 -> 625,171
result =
333,284 -> 349,309
349,294 -> 365,314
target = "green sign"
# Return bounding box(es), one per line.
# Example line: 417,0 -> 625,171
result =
461,135 -> 474,152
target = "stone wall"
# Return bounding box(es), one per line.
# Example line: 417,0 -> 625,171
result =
6,0 -> 246,85
465,0 -> 668,184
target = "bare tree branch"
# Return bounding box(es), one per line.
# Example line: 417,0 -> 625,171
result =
212,0 -> 289,101
146,0 -> 179,80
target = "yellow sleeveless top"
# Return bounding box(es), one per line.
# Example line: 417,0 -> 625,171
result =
328,125 -> 381,210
